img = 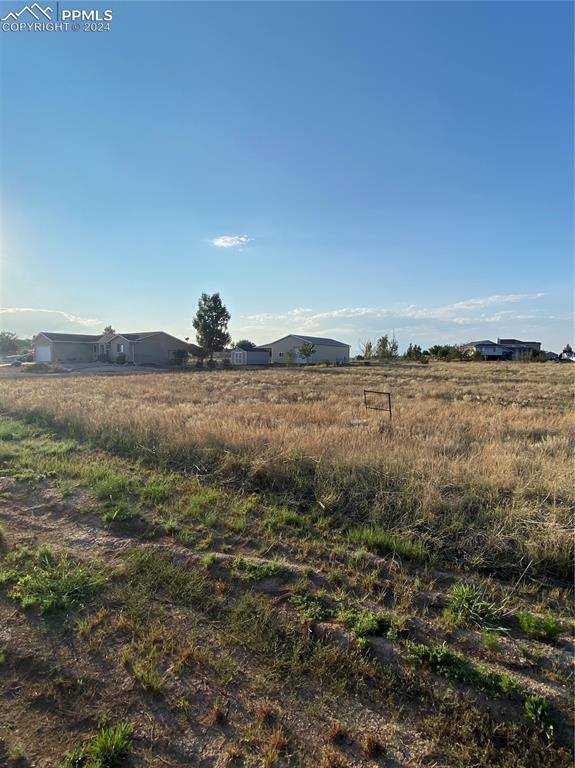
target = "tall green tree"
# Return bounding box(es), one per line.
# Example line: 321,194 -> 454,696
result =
192,292 -> 231,362
0,332 -> 19,355
235,339 -> 256,350
103,325 -> 116,335
298,341 -> 316,364
375,335 -> 390,359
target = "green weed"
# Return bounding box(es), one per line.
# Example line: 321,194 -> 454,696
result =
517,611 -> 562,643
445,583 -> 501,629
405,641 -> 521,699
289,586 -> 332,621
336,606 -> 383,638
61,722 -> 132,767
524,694 -> 557,739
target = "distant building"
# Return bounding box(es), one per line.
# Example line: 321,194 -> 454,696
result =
259,334 -> 350,365
33,331 -> 199,366
497,338 -> 541,360
462,338 -> 542,361
462,340 -> 512,360
230,347 -> 271,366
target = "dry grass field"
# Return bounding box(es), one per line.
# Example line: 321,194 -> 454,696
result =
0,362 -> 573,766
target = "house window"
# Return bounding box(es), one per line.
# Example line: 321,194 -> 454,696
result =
117,343 -> 124,353
93,345 -> 98,354
279,352 -> 284,357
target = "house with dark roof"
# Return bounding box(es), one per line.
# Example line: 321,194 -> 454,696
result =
258,334 -> 350,365
496,338 -> 541,360
33,331 -> 200,366
462,338 -> 542,361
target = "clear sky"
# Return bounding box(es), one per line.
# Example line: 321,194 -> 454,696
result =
1,0 -> 573,352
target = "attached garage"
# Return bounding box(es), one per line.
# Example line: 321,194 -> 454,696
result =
33,332 -> 100,363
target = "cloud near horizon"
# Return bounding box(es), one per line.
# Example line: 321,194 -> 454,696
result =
234,292 -> 568,351
0,307 -> 103,336
211,235 -> 253,249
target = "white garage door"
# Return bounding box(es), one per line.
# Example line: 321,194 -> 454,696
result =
35,345 -> 52,362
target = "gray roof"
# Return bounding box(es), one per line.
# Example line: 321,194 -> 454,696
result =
262,334 -> 350,348
497,338 -> 540,345
37,332 -> 101,343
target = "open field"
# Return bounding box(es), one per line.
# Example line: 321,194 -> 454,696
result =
0,362 -> 573,766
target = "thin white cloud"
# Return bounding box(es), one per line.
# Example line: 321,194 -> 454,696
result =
235,293 -> 557,347
0,307 -> 102,327
211,235 -> 253,249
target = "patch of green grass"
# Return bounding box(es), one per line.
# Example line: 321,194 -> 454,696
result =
61,722 -> 132,767
93,473 -> 134,501
336,606 -> 383,638
0,417 -> 36,441
444,583 -> 501,629
289,586 -> 332,621
348,525 -> 428,562
405,641 -> 521,699
140,475 -> 176,505
231,556 -> 284,581
187,487 -> 225,519
125,549 -> 218,613
517,611 -> 562,644
0,646 -> 6,664
263,504 -> 302,530
101,501 -> 137,524
524,694 -> 557,739
0,545 -> 106,612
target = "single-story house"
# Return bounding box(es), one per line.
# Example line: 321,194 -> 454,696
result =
230,347 -> 271,366
259,334 -> 350,365
33,331 -> 200,366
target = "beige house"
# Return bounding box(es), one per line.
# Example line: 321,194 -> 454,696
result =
34,331 -> 199,366
260,334 -> 350,365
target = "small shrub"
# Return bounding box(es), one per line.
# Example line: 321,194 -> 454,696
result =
61,722 -> 132,767
517,611 -> 562,643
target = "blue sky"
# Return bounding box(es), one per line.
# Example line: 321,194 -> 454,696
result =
1,1 -> 573,351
